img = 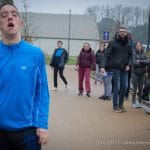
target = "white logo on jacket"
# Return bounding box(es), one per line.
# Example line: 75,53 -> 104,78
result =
20,66 -> 27,70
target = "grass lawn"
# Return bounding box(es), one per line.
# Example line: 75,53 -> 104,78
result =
146,50 -> 150,58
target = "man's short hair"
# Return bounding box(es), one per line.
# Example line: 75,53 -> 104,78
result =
118,26 -> 127,30
57,41 -> 63,45
0,3 -> 18,11
0,3 -> 20,18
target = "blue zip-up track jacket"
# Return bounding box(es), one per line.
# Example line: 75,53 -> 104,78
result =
0,40 -> 50,131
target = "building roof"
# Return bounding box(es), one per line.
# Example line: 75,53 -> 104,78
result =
22,12 -> 99,40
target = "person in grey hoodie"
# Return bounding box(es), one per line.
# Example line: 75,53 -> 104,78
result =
131,42 -> 149,108
94,42 -> 105,84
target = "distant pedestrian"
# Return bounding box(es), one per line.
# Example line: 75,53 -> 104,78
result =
94,42 -> 105,84
104,42 -> 109,49
101,27 -> 132,113
76,43 -> 96,97
99,42 -> 113,100
125,32 -> 136,100
50,41 -> 69,91
131,42 -> 149,108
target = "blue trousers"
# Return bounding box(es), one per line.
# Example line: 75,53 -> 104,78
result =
102,75 -> 112,97
112,69 -> 128,108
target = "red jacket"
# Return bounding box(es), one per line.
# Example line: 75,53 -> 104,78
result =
76,48 -> 96,71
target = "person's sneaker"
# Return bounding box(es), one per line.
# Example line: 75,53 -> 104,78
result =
94,81 -> 97,85
118,106 -> 127,113
86,92 -> 90,97
137,103 -> 142,108
113,106 -> 118,112
78,91 -> 83,96
125,96 -> 129,100
135,100 -> 141,108
65,84 -> 69,90
99,95 -> 105,99
51,87 -> 57,91
132,103 -> 138,109
103,96 -> 111,100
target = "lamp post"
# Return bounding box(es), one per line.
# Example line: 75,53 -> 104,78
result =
68,9 -> 71,56
147,7 -> 150,51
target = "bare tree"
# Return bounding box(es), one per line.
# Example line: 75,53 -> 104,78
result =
85,4 -> 148,27
85,6 -> 101,21
21,0 -> 39,42
85,4 -> 149,43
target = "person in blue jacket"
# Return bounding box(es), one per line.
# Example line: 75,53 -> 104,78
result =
50,41 -> 69,90
0,3 -> 50,150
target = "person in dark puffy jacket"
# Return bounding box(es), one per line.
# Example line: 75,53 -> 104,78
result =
125,32 -> 136,99
99,42 -> 113,100
94,42 -> 105,84
50,41 -> 68,90
131,42 -> 149,108
101,27 -> 132,112
76,43 -> 96,97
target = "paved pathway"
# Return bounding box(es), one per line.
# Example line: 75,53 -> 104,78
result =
43,66 -> 150,150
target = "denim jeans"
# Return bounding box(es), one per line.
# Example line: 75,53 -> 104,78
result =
102,74 -> 113,97
112,69 -> 128,108
0,127 -> 41,150
95,64 -> 100,81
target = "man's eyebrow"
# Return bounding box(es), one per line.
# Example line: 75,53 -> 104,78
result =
0,10 -> 20,17
0,10 -> 19,13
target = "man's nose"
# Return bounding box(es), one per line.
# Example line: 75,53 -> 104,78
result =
7,13 -> 13,20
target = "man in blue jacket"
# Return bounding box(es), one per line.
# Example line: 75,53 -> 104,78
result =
0,3 -> 50,150
50,41 -> 69,91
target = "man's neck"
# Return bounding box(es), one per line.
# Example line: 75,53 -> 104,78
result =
119,36 -> 125,40
2,34 -> 21,45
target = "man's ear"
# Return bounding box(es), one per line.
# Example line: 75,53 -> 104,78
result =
20,20 -> 24,28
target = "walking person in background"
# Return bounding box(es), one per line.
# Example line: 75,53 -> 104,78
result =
104,42 -> 109,50
0,3 -> 50,150
50,41 -> 69,91
94,42 -> 105,85
131,42 -> 149,108
76,43 -> 96,97
125,32 -> 136,100
142,62 -> 150,101
101,27 -> 132,112
99,42 -> 113,100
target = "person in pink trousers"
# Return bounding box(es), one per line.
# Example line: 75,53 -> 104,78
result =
76,43 -> 96,97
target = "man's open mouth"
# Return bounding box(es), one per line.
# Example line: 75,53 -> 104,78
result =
8,22 -> 15,28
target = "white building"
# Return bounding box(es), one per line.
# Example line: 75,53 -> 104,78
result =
24,12 -> 100,56
0,12 -> 100,56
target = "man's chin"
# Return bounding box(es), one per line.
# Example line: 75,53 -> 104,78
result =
5,32 -> 18,38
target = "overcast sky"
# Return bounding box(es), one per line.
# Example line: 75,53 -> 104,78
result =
14,0 -> 150,14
